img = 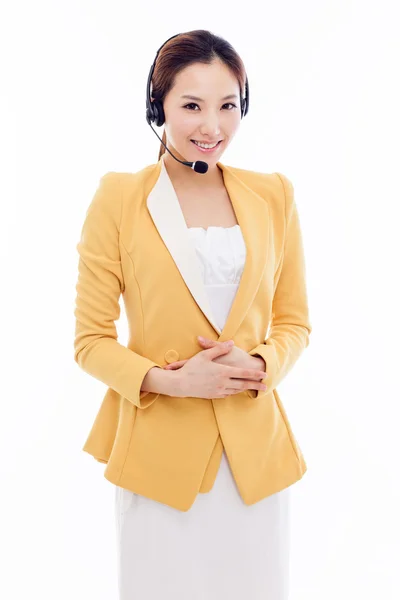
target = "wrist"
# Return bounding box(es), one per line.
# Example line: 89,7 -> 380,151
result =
142,366 -> 181,397
166,369 -> 184,397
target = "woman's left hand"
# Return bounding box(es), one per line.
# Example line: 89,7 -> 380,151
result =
163,336 -> 260,372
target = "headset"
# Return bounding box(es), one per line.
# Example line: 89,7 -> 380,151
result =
145,32 -> 249,173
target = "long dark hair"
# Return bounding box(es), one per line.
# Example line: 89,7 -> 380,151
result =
150,30 -> 247,161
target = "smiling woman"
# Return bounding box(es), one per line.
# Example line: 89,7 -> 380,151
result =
145,29 -> 248,188
115,29 -> 293,600
74,27 -> 312,600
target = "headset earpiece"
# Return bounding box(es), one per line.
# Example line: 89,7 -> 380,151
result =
241,77 -> 249,118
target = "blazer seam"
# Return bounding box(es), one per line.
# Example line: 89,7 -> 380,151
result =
120,240 -> 146,343
117,172 -> 123,232
111,172 -> 125,293
272,173 -> 287,282
275,172 -> 288,253
117,175 -> 146,353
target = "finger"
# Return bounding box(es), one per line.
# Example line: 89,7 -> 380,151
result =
227,366 -> 268,380
199,338 -> 232,348
164,360 -> 186,369
198,337 -> 216,346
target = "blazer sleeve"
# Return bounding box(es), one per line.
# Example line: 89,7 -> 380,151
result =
73,172 -> 163,409
247,172 -> 312,399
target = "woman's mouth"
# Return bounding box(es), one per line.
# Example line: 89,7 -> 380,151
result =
190,140 -> 223,153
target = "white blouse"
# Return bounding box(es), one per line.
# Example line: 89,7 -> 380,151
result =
187,224 -> 246,331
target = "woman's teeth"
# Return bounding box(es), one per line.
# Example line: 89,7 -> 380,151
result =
191,140 -> 221,152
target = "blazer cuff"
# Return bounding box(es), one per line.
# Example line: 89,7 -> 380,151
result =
246,344 -> 277,399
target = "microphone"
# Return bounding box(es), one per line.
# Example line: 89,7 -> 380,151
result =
146,116 -> 209,174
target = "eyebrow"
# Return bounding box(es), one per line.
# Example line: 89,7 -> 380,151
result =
180,94 -> 239,101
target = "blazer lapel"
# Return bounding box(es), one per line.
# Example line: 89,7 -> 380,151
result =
146,154 -> 270,341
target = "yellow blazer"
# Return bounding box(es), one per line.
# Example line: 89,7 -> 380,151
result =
73,153 -> 312,512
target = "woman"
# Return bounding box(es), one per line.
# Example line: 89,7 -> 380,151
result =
74,29 -> 312,600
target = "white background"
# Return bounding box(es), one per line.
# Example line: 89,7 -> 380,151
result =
1,1 -> 399,598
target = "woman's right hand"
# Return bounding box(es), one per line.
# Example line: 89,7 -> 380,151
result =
173,341 -> 268,399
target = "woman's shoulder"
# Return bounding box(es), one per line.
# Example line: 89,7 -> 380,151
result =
102,161 -> 158,184
229,163 -> 291,187
228,164 -> 294,213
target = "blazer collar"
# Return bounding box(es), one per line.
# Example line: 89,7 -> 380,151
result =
146,153 -> 270,341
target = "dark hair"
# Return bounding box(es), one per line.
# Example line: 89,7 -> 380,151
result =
150,29 -> 247,161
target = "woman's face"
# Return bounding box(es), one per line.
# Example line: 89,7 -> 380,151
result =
161,60 -> 242,167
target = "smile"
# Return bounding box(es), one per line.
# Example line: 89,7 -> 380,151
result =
191,140 -> 222,152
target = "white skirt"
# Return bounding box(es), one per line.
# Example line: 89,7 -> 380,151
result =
115,449 -> 291,600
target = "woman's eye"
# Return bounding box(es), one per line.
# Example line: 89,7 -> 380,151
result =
183,103 -> 236,111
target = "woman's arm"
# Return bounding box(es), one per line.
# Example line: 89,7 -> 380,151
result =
247,173 -> 312,398
74,172 -> 164,410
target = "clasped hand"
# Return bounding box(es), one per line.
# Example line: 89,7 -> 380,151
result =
163,336 -> 268,398
163,336 -> 265,373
